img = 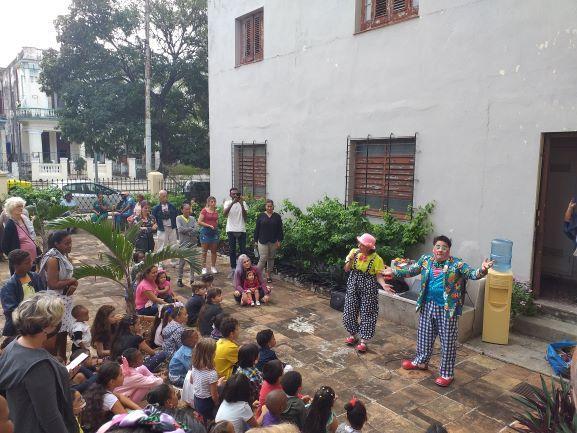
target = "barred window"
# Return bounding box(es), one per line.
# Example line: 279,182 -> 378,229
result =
237,9 -> 264,66
346,136 -> 416,219
359,0 -> 419,32
232,142 -> 267,198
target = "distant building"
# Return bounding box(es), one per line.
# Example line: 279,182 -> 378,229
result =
208,0 -> 577,296
0,47 -> 83,177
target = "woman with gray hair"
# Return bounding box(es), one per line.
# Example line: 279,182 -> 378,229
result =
0,293 -> 79,433
1,196 -> 39,271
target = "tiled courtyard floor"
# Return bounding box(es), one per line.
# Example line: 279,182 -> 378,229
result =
0,232 -> 543,432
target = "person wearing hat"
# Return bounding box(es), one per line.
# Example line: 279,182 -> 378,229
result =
343,233 -> 394,353
113,192 -> 135,230
383,235 -> 493,387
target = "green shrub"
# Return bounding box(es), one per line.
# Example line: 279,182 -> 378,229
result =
9,186 -> 63,206
278,198 -> 435,273
167,164 -> 208,176
511,280 -> 538,319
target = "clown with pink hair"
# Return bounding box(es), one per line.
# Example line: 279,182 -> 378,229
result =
343,233 -> 395,353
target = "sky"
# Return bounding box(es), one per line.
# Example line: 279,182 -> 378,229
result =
1,0 -> 72,67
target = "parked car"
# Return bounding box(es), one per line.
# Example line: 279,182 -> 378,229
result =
183,180 -> 210,205
61,181 -> 122,213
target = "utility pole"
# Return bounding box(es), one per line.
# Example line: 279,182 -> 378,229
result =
144,0 -> 152,174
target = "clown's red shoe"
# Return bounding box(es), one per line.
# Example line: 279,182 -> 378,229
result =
435,376 -> 454,387
401,360 -> 428,371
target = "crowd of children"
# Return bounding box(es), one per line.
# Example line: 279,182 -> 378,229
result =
0,248 -> 453,433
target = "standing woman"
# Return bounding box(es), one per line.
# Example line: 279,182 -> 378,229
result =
1,196 -> 39,272
198,196 -> 219,275
342,233 -> 394,354
39,230 -> 78,360
0,293 -> 79,433
254,199 -> 283,283
133,201 -> 157,253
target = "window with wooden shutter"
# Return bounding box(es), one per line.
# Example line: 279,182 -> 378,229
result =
346,136 -> 416,220
232,142 -> 267,198
237,10 -> 264,66
359,0 -> 418,32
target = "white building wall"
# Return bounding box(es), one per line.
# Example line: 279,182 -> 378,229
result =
208,0 -> 577,280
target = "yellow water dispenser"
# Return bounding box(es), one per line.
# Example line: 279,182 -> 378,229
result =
482,239 -> 514,344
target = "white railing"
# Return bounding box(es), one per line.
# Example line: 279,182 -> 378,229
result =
31,158 -> 68,181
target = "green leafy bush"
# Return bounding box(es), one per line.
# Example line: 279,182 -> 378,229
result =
9,186 -> 63,206
278,198 -> 434,274
511,280 -> 538,319
167,164 -> 208,176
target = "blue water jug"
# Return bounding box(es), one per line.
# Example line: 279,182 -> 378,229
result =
490,239 -> 513,272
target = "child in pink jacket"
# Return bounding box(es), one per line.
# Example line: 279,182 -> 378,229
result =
114,347 -> 163,403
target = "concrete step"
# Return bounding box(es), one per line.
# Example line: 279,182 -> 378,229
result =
512,314 -> 577,342
534,299 -> 577,324
466,332 -> 552,376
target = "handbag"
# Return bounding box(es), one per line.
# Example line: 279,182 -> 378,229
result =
330,289 -> 346,312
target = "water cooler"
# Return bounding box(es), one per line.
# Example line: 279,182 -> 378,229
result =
482,239 -> 514,344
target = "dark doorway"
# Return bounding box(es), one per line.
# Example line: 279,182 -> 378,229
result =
41,131 -> 50,162
533,132 -> 577,302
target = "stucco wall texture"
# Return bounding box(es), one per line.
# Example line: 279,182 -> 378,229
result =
208,0 -> 577,280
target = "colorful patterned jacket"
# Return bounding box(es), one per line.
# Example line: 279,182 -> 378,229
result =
392,254 -> 487,318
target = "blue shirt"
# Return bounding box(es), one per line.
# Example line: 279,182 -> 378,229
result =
168,345 -> 192,379
256,347 -> 278,371
425,266 -> 445,307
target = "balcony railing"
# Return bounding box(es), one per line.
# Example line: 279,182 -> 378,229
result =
16,107 -> 57,119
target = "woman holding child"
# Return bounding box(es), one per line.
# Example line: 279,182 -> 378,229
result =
233,254 -> 271,305
135,265 -> 169,316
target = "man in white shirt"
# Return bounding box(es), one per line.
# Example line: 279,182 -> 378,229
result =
223,187 -> 248,277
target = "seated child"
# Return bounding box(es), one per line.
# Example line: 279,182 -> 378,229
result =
336,397 -> 367,433
214,317 -> 240,379
156,269 -> 176,303
256,329 -> 279,371
261,389 -> 288,427
208,421 -> 235,433
114,348 -> 163,403
197,288 -> 223,337
280,371 -> 308,430
258,360 -> 284,417
236,343 -> 263,403
71,389 -> 85,433
211,313 -> 229,341
186,280 -> 209,327
188,338 -> 220,421
69,348 -> 100,393
169,329 -> 199,387
81,361 -> 140,432
303,386 -> 338,433
241,269 -> 261,306
161,305 -> 189,358
70,304 -> 91,353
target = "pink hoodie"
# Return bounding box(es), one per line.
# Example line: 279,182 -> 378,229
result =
114,357 -> 163,403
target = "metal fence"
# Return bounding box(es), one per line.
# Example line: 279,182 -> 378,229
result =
30,178 -> 150,193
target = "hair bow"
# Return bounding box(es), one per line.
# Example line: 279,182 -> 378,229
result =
349,397 -> 358,407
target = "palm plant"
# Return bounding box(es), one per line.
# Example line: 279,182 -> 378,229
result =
47,216 -> 200,315
512,375 -> 576,433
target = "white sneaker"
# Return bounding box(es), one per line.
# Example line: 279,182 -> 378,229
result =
211,266 -> 218,274
251,302 -> 255,306
256,301 -> 261,306
201,268 -> 207,275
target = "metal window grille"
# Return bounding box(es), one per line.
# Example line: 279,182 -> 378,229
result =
231,141 -> 267,198
345,135 -> 416,220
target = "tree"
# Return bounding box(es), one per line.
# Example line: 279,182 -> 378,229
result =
46,217 -> 200,314
40,0 -> 209,167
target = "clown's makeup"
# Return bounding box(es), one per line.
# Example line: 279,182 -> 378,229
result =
433,241 -> 450,262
